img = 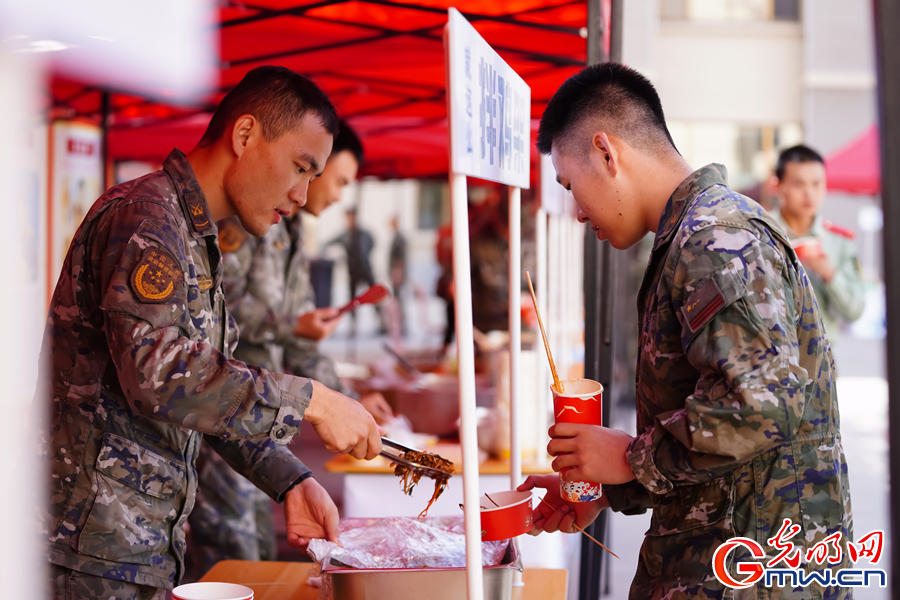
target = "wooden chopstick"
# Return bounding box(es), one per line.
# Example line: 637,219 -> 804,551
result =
537,496 -> 618,559
525,271 -> 564,394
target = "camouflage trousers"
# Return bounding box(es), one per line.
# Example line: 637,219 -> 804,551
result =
185,442 -> 276,582
49,564 -> 164,600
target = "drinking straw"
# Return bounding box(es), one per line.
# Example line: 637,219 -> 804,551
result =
525,271 -> 563,394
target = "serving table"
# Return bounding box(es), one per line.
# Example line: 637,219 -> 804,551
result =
201,560 -> 567,600
324,450 -> 579,571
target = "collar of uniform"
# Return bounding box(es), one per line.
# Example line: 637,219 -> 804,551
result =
162,149 -> 218,238
772,207 -> 824,239
652,163 -> 729,252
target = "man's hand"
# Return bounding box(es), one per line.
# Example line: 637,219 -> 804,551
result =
284,477 -> 341,548
548,424 -> 635,485
295,308 -> 342,341
359,392 -> 393,425
801,254 -> 836,282
517,474 -> 607,535
305,381 -> 382,459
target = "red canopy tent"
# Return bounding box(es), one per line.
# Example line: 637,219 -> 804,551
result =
50,0 -> 589,180
825,124 -> 881,196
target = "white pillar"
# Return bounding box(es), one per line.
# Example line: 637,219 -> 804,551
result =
450,172 -> 484,600
508,186 -> 522,490
535,208 -> 550,466
0,51 -> 45,598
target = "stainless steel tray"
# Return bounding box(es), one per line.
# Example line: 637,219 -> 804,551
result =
328,539 -> 522,600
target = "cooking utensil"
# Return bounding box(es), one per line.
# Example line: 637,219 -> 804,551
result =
525,271 -> 563,393
379,437 -> 452,479
382,343 -> 422,378
323,284 -> 392,322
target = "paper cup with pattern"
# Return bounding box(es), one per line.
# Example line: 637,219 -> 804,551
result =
551,379 -> 603,502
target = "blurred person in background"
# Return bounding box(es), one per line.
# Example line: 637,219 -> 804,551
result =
39,66 -> 381,600
187,121 -> 393,580
469,188 -> 510,334
435,221 -> 455,354
770,144 -> 865,341
328,208 -> 382,334
388,215 -> 408,337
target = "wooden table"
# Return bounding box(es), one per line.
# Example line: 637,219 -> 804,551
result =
201,560 -> 567,600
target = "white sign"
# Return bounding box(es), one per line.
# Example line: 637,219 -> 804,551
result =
446,8 -> 531,189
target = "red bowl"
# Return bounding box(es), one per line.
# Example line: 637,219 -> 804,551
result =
479,490 -> 533,541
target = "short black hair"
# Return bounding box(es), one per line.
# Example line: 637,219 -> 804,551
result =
537,62 -> 677,157
332,119 -> 364,164
199,66 -> 339,147
775,144 -> 824,180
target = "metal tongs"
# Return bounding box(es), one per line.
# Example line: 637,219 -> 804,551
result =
380,437 -> 451,479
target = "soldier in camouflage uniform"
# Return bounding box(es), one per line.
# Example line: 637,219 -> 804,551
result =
769,145 -> 865,342
187,122 -> 392,579
40,66 -> 381,599
520,64 -> 852,599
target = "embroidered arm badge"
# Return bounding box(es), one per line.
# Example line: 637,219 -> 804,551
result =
131,247 -> 184,304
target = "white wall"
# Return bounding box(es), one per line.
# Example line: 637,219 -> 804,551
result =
656,20 -> 803,124
802,0 -> 876,154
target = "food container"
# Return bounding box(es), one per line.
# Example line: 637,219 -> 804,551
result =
329,539 -> 521,600
479,490 -> 533,542
552,378 -> 603,502
172,582 -> 253,600
393,373 -> 494,436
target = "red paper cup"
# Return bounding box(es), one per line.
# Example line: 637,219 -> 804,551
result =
173,582 -> 254,600
479,490 -> 533,541
792,237 -> 824,261
551,378 -> 603,503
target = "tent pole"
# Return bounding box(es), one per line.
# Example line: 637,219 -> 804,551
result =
101,90 -> 111,191
873,0 -> 900,591
509,184 -> 523,587
450,171 -> 485,600
581,0 -> 622,598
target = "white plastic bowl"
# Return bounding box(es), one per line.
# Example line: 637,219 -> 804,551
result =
172,582 -> 253,600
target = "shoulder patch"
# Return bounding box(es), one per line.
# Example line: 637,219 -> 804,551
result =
822,220 -> 856,240
681,277 -> 727,334
197,275 -> 214,291
184,191 -> 213,233
218,219 -> 247,253
131,247 -> 184,303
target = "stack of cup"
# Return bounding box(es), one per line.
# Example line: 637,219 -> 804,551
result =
551,378 -> 604,502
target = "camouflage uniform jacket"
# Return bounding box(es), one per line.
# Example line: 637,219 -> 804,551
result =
41,150 -> 313,589
220,213 -> 354,396
604,165 -> 853,599
771,210 -> 865,341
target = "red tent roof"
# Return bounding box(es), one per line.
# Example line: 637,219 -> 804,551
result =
825,124 -> 881,196
51,0 -> 588,180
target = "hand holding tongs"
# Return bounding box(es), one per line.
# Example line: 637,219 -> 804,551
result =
380,437 -> 451,479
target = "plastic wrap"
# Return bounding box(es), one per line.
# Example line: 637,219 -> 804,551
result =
308,516 -> 510,571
